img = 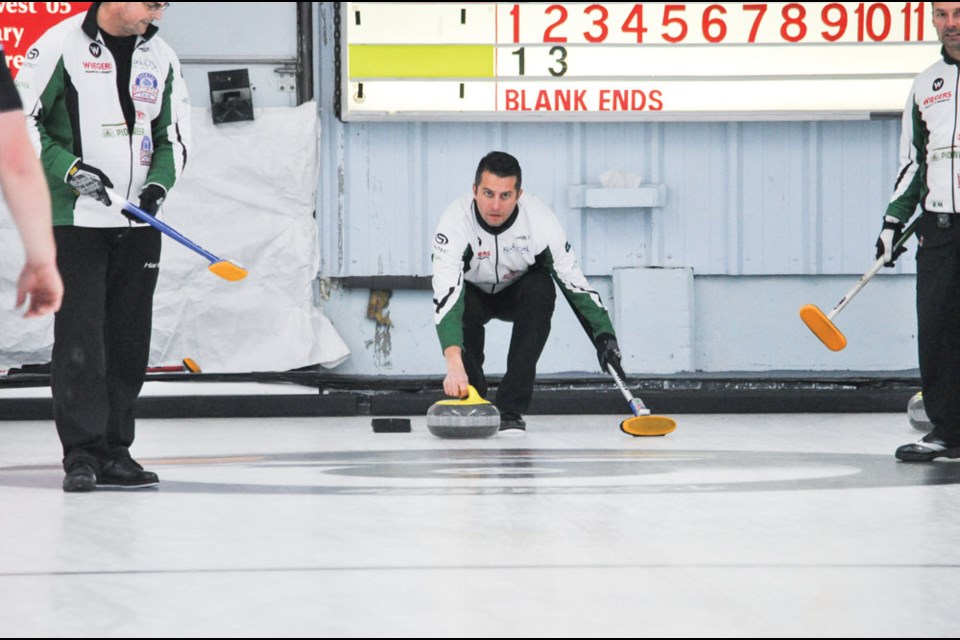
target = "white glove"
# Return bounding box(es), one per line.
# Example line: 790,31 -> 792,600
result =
875,215 -> 906,266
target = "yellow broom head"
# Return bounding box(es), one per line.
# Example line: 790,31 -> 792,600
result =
620,415 -> 677,437
799,304 -> 847,351
208,260 -> 248,282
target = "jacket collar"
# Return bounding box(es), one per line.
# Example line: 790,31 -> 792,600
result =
473,200 -> 520,235
942,46 -> 960,67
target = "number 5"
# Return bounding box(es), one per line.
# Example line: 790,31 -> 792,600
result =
662,4 -> 688,43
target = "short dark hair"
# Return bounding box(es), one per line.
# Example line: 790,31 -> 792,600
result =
474,151 -> 522,190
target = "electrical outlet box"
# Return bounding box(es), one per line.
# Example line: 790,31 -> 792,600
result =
276,69 -> 297,93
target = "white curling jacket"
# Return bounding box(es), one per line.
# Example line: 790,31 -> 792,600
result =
431,193 -> 614,352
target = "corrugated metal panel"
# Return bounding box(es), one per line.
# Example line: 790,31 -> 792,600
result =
321,119 -> 909,278
317,6 -> 913,280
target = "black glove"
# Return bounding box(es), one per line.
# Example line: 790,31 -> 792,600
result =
66,160 -> 113,206
595,333 -> 626,380
122,183 -> 166,222
875,215 -> 907,267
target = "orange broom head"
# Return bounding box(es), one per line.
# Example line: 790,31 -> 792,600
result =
620,415 -> 677,437
799,304 -> 847,352
208,260 -> 248,282
182,357 -> 202,373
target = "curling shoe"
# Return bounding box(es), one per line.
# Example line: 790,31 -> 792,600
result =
97,457 -> 159,488
62,463 -> 97,493
895,431 -> 960,462
499,412 -> 526,432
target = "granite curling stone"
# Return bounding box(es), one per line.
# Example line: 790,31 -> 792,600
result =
426,385 -> 501,439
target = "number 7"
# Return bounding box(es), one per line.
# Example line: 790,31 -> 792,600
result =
743,4 -> 768,42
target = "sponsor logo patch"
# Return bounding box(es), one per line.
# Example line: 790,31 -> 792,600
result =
82,61 -> 113,73
139,136 -> 153,166
133,56 -> 158,72
132,72 -> 159,103
923,91 -> 953,108
101,123 -> 145,138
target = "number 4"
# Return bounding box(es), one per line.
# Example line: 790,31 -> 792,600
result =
622,5 -> 648,43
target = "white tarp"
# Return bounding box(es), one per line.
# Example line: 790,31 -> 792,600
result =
0,102 -> 349,372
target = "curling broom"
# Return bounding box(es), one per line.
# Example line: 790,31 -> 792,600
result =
608,364 -> 677,437
106,188 -> 248,282
800,218 -> 917,351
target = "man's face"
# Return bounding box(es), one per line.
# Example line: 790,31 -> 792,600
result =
934,3 -> 960,59
108,2 -> 165,36
473,171 -> 521,228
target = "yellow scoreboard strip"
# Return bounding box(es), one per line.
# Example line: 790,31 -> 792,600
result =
349,45 -> 495,79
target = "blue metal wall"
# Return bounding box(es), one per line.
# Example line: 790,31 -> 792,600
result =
167,3 -> 921,375
312,4 -> 918,376
317,117 -> 907,278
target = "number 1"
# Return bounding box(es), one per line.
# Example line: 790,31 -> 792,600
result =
512,47 -> 525,75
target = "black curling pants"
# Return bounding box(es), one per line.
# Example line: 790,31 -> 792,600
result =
461,267 -> 556,414
916,211 -> 960,444
52,226 -> 162,473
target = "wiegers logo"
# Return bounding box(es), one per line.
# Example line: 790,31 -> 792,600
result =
924,77 -> 953,108
89,42 -> 101,58
82,60 -> 112,73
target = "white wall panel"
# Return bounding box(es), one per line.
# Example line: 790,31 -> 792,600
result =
162,2 -> 299,108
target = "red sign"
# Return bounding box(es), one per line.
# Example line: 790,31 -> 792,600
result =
1,2 -> 93,77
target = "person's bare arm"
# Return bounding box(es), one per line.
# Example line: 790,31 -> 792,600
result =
0,109 -> 62,317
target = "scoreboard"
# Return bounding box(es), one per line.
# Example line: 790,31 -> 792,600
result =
338,2 -> 941,121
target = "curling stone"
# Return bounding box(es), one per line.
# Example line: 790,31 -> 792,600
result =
426,385 -> 500,439
908,391 -> 930,432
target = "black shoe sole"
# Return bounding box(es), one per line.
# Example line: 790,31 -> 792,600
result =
895,445 -> 960,462
62,481 -> 97,493
96,480 -> 159,489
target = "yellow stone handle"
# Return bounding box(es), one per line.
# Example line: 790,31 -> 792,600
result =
436,384 -> 489,406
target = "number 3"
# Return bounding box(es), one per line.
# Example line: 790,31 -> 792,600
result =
549,46 -> 568,77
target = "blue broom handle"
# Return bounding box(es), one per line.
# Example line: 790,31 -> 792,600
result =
105,188 -> 221,264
